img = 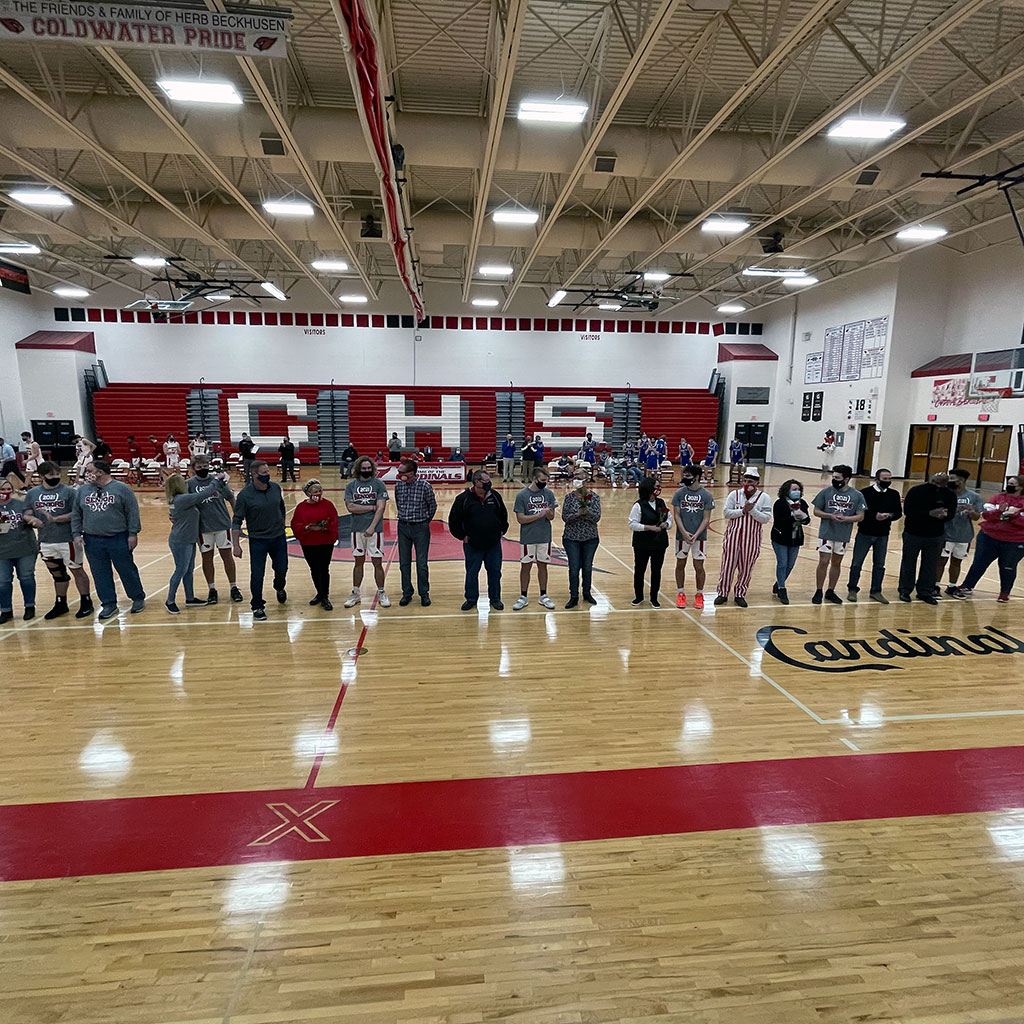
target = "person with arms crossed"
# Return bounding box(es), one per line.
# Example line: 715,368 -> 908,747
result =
188,454 -> 242,604
449,469 -> 508,610
810,464 -> 867,605
22,461 -> 93,619
71,459 -> 145,620
951,474 -> 1024,602
770,479 -> 809,605
343,455 -> 391,608
897,471 -> 957,604
513,467 -> 558,610
937,467 -> 984,595
0,479 -> 38,622
846,468 -> 902,604
671,469 -> 715,609
291,478 -> 339,610
394,458 -> 436,607
501,434 -> 517,483
231,460 -> 288,621
714,467 -> 772,607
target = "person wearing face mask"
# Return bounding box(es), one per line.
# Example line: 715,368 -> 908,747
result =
628,476 -> 671,606
22,462 -> 94,619
394,459 -> 436,607
163,433 -> 181,470
448,469 -> 509,610
189,455 -> 241,604
561,470 -> 602,608
291,478 -> 339,611
520,437 -> 538,483
343,455 -> 391,609
0,479 -> 38,622
448,447 -> 466,463
501,434 -> 517,482
810,465 -> 867,605
936,468 -> 984,595
951,475 -> 1024,603
770,479 -> 809,605
278,436 -> 297,483
387,432 -> 402,461
714,468 -> 772,607
237,432 -> 256,485
231,460 -> 288,621
513,468 -> 559,611
671,470 -> 715,609
897,471 -> 957,604
846,468 -> 902,604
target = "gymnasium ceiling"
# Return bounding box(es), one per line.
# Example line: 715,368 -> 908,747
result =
3,0 -> 1024,317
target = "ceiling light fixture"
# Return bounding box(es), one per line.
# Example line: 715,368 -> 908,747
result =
260,281 -> 287,300
478,264 -> 513,277
0,242 -> 40,254
827,116 -> 905,140
262,198 -> 315,217
206,293 -> 233,301
492,208 -> 539,225
547,289 -> 567,308
517,99 -> 589,124
53,286 -> 90,298
156,78 -> 243,105
131,255 -> 168,268
783,275 -> 819,287
717,303 -> 746,313
598,303 -> 622,311
701,216 -> 750,234
643,270 -> 670,282
742,266 -> 807,277
471,297 -> 500,307
8,189 -> 73,207
310,259 -> 349,272
895,225 -> 948,242
339,294 -> 368,303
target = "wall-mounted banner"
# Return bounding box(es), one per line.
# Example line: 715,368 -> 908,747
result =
0,258 -> 31,295
0,0 -> 290,57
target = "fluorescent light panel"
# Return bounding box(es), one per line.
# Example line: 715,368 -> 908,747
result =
896,225 -> 948,241
598,303 -> 621,311
827,116 -> 905,139
478,264 -> 513,277
492,208 -> 539,225
783,275 -> 819,287
156,78 -> 242,105
643,271 -> 670,282
0,242 -> 40,254
262,198 -> 315,217
547,289 -> 567,308
131,256 -> 167,268
206,293 -> 233,301
339,294 -> 368,303
8,189 -> 72,207
471,297 -> 500,307
701,217 -> 750,234
743,266 -> 808,277
310,259 -> 349,272
517,99 -> 588,124
53,286 -> 89,298
717,303 -> 746,313
261,281 -> 287,300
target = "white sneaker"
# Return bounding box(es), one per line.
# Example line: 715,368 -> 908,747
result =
344,589 -> 361,608
538,594 -> 555,609
611,481 -> 618,488
513,595 -> 529,610
377,589 -> 391,608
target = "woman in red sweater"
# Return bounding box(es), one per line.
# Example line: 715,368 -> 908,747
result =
953,475 -> 1024,603
290,479 -> 339,610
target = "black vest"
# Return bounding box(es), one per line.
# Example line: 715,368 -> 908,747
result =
632,498 -> 669,552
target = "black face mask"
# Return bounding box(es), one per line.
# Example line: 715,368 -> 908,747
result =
480,481 -> 492,492
195,468 -> 209,478
359,469 -> 374,478
682,478 -> 696,487
44,477 -> 60,486
832,478 -> 845,488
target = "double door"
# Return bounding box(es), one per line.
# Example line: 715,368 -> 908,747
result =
954,424 -> 1012,489
734,422 -> 768,464
906,424 -> 953,480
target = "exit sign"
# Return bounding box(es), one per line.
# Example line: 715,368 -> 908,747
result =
978,414 -> 991,421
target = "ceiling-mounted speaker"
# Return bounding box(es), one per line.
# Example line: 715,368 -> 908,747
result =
760,231 -> 785,255
593,153 -> 617,173
854,165 -> 881,187
259,134 -> 286,156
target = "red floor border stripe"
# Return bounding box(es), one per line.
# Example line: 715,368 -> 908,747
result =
2,746 -> 1024,882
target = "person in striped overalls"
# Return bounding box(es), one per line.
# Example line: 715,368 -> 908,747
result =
714,467 -> 773,608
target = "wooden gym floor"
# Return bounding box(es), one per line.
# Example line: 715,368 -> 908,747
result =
2,465 -> 1024,1023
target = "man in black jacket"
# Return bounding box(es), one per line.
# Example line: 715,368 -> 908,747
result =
847,468 -> 902,604
448,469 -> 509,611
898,472 -> 958,604
278,436 -> 296,482
339,444 -> 358,479
238,432 -> 256,485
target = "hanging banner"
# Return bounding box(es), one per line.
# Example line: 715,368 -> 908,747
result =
0,0 -> 290,57
0,258 -> 31,295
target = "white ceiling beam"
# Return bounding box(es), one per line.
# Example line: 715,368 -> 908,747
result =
461,0 -> 528,302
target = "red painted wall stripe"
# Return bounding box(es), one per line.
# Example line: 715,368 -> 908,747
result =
1,746 -> 1022,882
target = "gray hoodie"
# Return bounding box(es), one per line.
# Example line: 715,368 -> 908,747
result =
72,480 -> 142,537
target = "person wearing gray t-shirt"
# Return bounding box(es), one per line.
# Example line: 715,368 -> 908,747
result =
512,467 -> 559,610
164,474 -> 209,613
188,455 -> 241,605
0,481 -> 38,622
938,468 -> 985,593
670,470 -> 715,608
22,461 -> 94,620
811,464 -> 867,604
343,456 -> 391,608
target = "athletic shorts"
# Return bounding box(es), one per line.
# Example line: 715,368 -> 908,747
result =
200,530 -> 232,552
352,530 -> 383,559
520,542 -> 552,564
817,538 -> 848,555
942,540 -> 971,560
40,540 -> 83,570
675,538 -> 707,560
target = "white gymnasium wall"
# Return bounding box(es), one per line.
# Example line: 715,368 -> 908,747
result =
0,287 -> 57,436
941,244 -> 1024,355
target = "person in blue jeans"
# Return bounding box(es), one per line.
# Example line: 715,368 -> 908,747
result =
71,460 -> 145,620
163,474 -> 209,614
770,479 -> 808,606
231,460 -> 288,621
561,470 -> 601,608
448,470 -> 509,610
0,480 -> 38,623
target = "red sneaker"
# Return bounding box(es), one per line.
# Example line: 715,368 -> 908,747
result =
676,592 -> 686,608
694,593 -> 704,609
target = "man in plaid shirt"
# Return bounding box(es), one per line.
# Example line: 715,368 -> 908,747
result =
394,458 -> 438,606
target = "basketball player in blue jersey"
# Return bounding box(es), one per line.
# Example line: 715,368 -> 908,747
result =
702,436 -> 719,484
678,437 -> 694,468
656,435 -> 668,461
729,437 -> 746,466
581,433 -> 597,479
644,440 -> 661,477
